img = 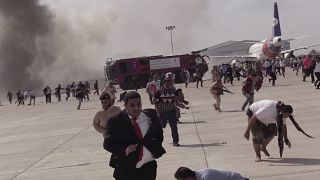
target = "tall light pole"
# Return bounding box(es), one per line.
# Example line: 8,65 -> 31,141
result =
166,25 -> 175,55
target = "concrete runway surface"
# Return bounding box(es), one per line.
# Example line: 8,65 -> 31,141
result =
0,70 -> 319,180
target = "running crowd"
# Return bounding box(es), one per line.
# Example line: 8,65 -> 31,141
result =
93,53 -> 316,180
3,53 -> 318,180
6,80 -> 101,110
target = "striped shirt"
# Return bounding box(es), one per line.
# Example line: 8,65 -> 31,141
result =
154,87 -> 178,112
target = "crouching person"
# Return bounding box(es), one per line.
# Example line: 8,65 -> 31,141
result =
243,100 -> 293,162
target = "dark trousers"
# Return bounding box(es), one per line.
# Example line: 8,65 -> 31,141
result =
269,78 -> 276,86
159,111 -> 179,143
17,99 -> 24,106
276,67 -> 281,75
315,72 -> 320,88
114,161 -> 157,180
66,92 -> 70,101
45,94 -> 51,103
77,98 -> 82,110
303,69 -> 314,82
311,70 -> 315,82
196,77 -> 203,88
57,93 -> 61,101
94,88 -> 99,95
29,96 -> 35,105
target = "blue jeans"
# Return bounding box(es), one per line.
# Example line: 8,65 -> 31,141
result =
158,111 -> 179,143
242,93 -> 254,110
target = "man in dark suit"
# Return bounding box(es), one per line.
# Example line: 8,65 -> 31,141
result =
104,91 -> 166,180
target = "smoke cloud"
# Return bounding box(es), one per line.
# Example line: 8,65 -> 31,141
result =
0,0 -> 117,92
0,0 -> 209,92
1,0 -> 318,94
0,0 -> 54,91
38,1 -> 117,86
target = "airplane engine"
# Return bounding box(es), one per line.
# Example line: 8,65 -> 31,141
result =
272,37 -> 282,47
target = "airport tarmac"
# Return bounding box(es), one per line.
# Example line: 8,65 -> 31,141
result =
0,70 -> 320,180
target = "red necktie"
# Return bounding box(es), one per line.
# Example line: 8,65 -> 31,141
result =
131,117 -> 143,162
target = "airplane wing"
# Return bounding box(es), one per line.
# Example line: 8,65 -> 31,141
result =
208,55 -> 257,66
283,34 -> 311,42
281,43 -> 320,54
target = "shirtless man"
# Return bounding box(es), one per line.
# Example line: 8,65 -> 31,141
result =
93,92 -> 121,137
103,81 -> 117,105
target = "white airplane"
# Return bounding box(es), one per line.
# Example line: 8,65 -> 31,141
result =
208,2 -> 320,62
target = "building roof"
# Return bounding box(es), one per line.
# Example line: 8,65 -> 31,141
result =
207,40 -> 261,50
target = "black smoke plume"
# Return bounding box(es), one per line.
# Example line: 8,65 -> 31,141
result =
0,0 -> 54,91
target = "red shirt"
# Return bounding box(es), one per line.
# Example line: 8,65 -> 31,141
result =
303,57 -> 312,69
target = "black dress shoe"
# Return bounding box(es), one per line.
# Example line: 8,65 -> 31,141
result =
173,143 -> 180,147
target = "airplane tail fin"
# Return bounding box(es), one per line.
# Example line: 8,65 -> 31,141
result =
272,2 -> 281,37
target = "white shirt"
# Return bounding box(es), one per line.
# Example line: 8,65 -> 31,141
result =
24,91 -> 29,97
249,100 -> 286,125
129,112 -> 155,168
235,61 -> 240,68
279,60 -> 285,67
29,90 -> 36,97
314,62 -> 320,73
252,63 -> 257,70
263,61 -> 271,68
196,168 -> 246,180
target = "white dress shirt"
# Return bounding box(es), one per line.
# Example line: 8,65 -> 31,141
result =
129,112 -> 155,168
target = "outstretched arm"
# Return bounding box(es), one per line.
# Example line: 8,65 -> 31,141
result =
93,113 -> 105,134
175,97 -> 189,109
282,124 -> 291,148
244,115 -> 258,140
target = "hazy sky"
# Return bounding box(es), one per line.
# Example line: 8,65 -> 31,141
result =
44,0 -> 319,58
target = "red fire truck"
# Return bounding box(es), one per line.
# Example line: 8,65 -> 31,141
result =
104,52 -> 208,90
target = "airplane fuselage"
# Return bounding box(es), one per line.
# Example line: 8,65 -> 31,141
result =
248,37 -> 282,60
248,2 -> 283,61
210,2 -> 318,63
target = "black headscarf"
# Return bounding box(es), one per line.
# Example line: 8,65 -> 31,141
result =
276,101 -> 314,158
